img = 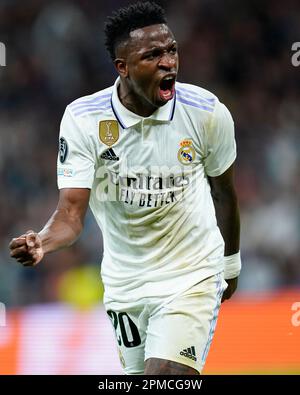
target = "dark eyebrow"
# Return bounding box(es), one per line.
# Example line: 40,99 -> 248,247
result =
149,41 -> 177,51
142,41 -> 177,55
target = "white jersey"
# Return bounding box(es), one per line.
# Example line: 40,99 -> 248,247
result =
57,78 -> 236,305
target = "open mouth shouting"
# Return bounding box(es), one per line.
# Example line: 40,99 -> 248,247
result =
159,74 -> 176,101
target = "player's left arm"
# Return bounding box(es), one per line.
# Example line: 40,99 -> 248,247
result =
208,163 -> 240,302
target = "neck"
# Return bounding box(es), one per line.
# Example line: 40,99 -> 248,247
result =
118,82 -> 157,117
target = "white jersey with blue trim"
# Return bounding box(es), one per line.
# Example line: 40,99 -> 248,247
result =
57,78 -> 236,305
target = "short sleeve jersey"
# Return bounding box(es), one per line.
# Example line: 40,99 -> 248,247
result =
57,78 -> 236,305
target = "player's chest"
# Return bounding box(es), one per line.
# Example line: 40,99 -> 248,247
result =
95,120 -> 203,172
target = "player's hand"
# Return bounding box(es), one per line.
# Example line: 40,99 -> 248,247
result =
9,230 -> 44,267
221,276 -> 238,302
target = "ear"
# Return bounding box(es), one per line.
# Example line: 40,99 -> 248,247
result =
114,58 -> 128,78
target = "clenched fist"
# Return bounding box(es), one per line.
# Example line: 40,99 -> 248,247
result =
9,230 -> 44,266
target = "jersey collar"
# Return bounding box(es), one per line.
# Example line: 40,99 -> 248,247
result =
111,77 -> 176,129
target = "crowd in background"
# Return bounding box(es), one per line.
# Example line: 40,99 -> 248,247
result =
1,0 -> 300,306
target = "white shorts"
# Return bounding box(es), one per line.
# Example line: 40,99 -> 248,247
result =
105,273 -> 227,374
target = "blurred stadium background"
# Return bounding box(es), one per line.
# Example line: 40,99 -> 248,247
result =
0,0 -> 300,374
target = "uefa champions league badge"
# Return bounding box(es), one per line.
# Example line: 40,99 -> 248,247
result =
99,120 -> 119,146
177,139 -> 196,165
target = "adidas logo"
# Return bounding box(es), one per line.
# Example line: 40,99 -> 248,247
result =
100,148 -> 119,161
180,346 -> 197,361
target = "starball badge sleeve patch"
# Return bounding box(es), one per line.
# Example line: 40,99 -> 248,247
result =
59,137 -> 68,163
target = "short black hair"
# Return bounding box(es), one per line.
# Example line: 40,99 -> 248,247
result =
104,1 -> 167,61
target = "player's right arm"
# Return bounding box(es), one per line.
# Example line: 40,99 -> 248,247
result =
9,188 -> 90,266
10,103 -> 95,266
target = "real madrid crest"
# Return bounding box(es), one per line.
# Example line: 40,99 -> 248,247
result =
177,139 -> 196,165
99,120 -> 119,147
